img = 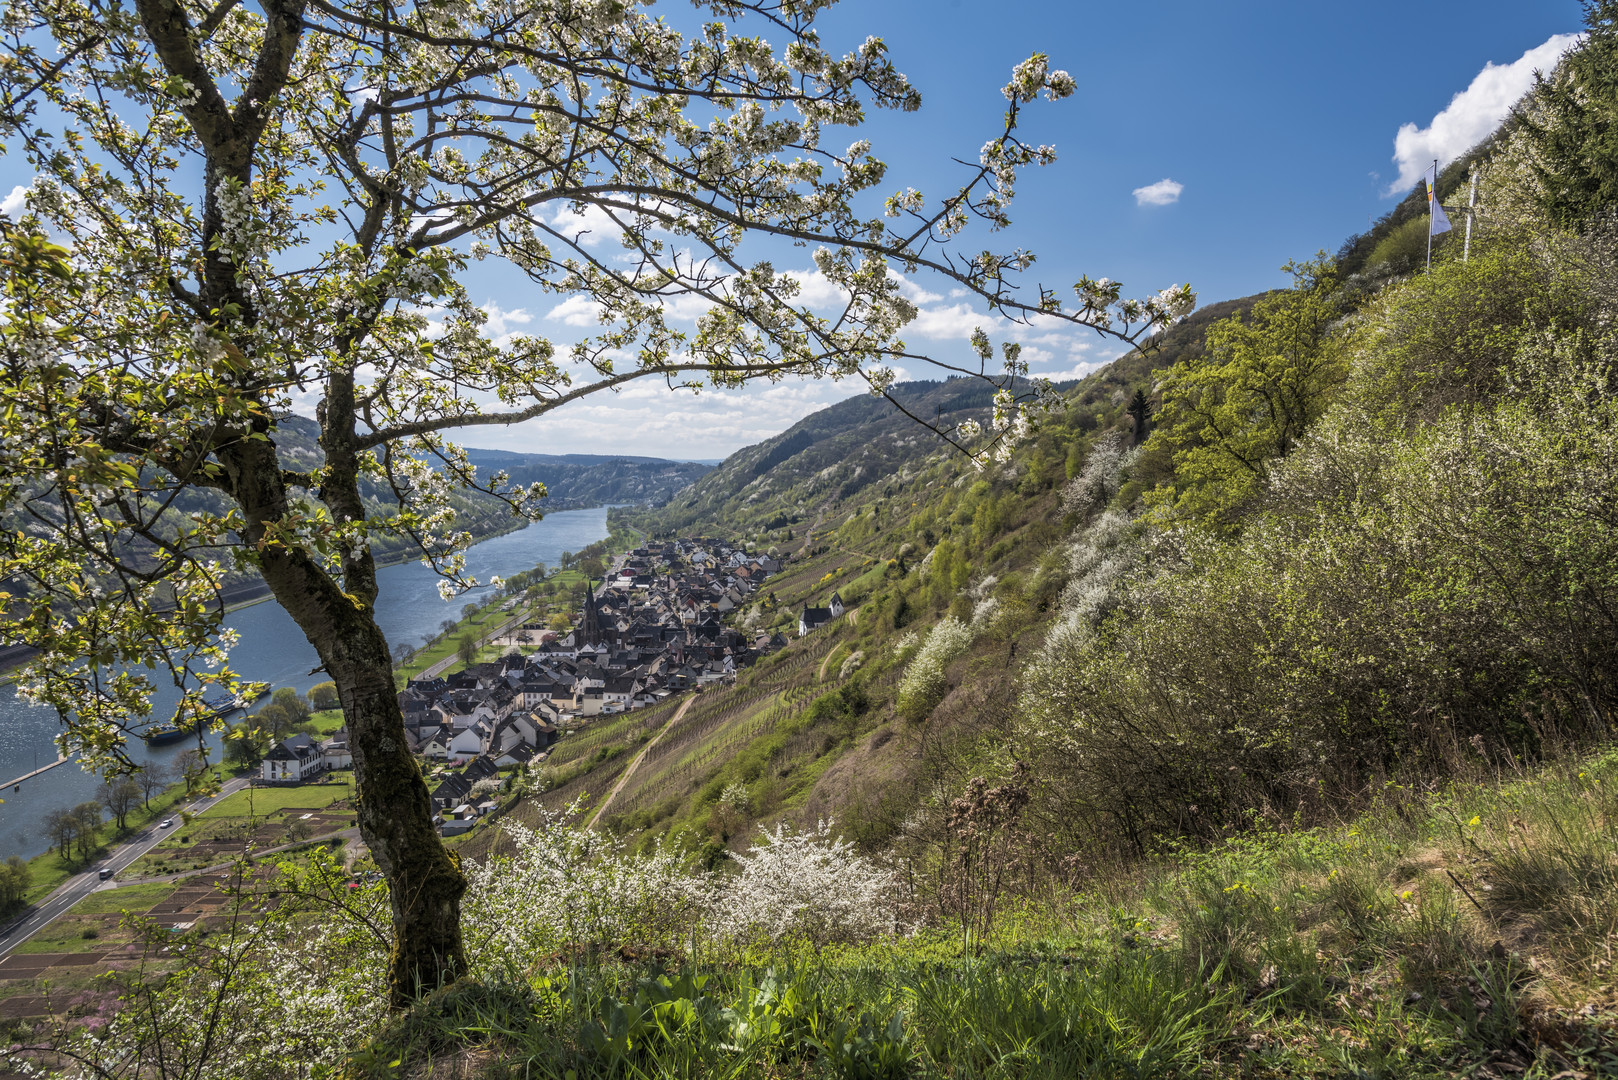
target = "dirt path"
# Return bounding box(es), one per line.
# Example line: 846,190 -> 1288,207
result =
815,608 -> 863,682
586,695 -> 696,829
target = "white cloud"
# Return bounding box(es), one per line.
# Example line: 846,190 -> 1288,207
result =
658,292 -> 716,321
774,267 -> 944,311
893,273 -> 943,305
907,302 -> 989,340
460,376 -> 870,459
1132,178 -> 1183,207
548,202 -> 621,249
480,302 -> 533,347
1388,32 -> 1582,195
1,185 -> 29,219
782,268 -> 850,308
545,295 -> 607,327
407,212 -> 456,236
1045,358 -> 1107,381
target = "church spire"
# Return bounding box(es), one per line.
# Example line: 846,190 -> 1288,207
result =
581,578 -> 604,647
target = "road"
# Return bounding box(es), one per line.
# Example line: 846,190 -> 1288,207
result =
416,605 -> 536,680
0,776 -> 251,960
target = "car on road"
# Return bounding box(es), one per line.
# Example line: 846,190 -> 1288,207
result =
159,819 -> 173,829
97,868 -> 113,881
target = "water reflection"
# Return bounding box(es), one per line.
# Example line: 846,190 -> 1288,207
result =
0,507 -> 610,859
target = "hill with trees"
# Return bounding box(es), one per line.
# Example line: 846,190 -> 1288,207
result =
461,449 -> 712,511
6,3 -> 1618,1077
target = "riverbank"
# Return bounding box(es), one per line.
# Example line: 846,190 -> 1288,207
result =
394,515 -> 645,684
2,762 -> 241,916
0,513 -> 551,676
0,507 -> 617,866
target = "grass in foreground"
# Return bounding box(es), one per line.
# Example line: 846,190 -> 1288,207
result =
356,749 -> 1618,1080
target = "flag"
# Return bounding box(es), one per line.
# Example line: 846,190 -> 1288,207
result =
1426,164 -> 1452,236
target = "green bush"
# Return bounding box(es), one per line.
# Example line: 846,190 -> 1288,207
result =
1361,214 -> 1430,275
1025,245 -> 1618,846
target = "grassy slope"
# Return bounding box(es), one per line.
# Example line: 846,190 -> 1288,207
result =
361,748 -> 1618,1079
521,304 -> 1271,861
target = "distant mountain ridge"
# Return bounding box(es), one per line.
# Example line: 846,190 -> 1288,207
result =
650,378 -> 1033,533
461,448 -> 712,510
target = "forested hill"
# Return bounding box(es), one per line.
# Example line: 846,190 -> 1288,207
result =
650,295 -> 1264,539
650,379 -> 1012,535
461,449 -> 711,510
613,33 -> 1618,877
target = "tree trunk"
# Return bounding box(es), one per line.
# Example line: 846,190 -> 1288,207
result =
257,548 -> 469,1005
221,439 -> 468,1008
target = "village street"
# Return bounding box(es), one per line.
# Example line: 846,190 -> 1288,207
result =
0,776 -> 251,961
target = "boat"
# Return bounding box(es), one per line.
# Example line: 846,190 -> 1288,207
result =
140,721 -> 195,745
140,686 -> 272,744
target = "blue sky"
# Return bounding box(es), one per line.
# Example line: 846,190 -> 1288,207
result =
468,0 -> 1587,459
1,0 -> 1587,460
827,0 -> 1582,301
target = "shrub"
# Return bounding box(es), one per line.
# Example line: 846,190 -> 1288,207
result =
1023,334 -> 1618,847
896,616 -> 975,721
1361,215 -> 1429,275
708,820 -> 899,947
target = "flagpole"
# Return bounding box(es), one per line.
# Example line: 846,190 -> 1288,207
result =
1463,169 -> 1478,262
1427,159 -> 1436,273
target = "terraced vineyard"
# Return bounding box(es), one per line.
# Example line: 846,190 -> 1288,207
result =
476,618 -> 852,856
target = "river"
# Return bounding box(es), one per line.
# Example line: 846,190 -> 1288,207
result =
0,506 -> 611,861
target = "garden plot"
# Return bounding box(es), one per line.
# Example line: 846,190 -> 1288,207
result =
121,785 -> 357,879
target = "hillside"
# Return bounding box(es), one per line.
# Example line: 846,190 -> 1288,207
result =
577,23 -> 1618,930
648,303 -> 1262,542
650,379 -> 1027,535
9,13 -> 1618,1080
461,449 -> 711,510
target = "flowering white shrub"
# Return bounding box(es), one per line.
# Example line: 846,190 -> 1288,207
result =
896,615 -> 976,719
707,820 -> 898,946
839,649 -> 867,679
718,781 -> 751,814
1038,510 -> 1143,657
461,807 -> 897,964
19,853 -> 394,1080
462,802 -> 701,970
1060,432 -> 1138,518
21,816 -> 903,1077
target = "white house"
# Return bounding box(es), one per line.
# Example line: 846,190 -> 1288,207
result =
447,724 -> 486,758
420,730 -> 452,761
262,734 -> 325,783
322,730 -> 352,770
798,606 -> 832,636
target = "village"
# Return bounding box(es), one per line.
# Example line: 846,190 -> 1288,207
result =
254,537 -> 834,836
